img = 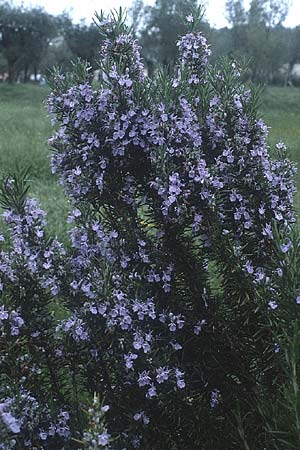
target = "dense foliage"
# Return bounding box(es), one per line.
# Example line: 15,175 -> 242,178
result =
0,9 -> 300,450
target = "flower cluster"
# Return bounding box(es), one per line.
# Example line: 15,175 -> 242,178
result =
0,306 -> 24,337
0,387 -> 70,449
82,396 -> 111,449
176,32 -> 211,84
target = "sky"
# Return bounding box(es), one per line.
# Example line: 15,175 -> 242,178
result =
12,0 -> 300,28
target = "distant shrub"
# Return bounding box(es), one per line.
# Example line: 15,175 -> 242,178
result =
0,8 -> 299,450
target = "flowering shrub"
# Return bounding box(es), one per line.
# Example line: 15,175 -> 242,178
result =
0,8 -> 299,450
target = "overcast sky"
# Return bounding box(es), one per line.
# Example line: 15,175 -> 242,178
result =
12,0 -> 300,28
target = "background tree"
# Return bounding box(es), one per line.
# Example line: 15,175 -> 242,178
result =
0,51 -> 6,76
19,8 -> 57,82
225,0 -> 291,83
283,26 -> 300,86
246,0 -> 289,82
225,0 -> 247,57
136,0 -> 211,73
0,2 -> 27,83
0,2 -> 57,82
0,0 -> 297,84
40,35 -> 74,74
209,27 -> 233,62
62,16 -> 102,70
129,0 -> 145,32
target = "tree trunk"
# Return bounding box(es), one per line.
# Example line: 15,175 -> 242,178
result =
284,61 -> 295,87
24,64 -> 29,83
8,62 -> 15,83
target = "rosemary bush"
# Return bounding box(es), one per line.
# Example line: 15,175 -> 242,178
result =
0,8 -> 299,450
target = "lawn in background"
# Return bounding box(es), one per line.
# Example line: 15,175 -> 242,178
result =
0,83 -> 299,238
261,86 -> 300,189
0,83 -> 69,240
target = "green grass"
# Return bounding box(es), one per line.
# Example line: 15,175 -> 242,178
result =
260,86 -> 300,186
0,84 -> 299,240
0,84 -> 51,178
0,83 -> 70,239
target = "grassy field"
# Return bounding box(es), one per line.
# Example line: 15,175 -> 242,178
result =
0,83 -> 299,238
0,84 -> 69,239
260,86 -> 300,186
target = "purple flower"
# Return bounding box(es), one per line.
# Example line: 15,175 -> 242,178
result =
134,411 -> 150,425
280,239 -> 293,254
175,369 -> 185,389
146,384 -> 157,398
210,389 -> 220,408
244,260 -> 254,274
0,305 -> 8,320
156,367 -> 170,384
268,300 -> 278,310
138,371 -> 151,387
124,352 -> 138,369
2,411 -> 21,433
194,319 -> 206,335
98,431 -> 111,446
263,223 -> 273,240
170,341 -> 182,351
39,431 -> 48,440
